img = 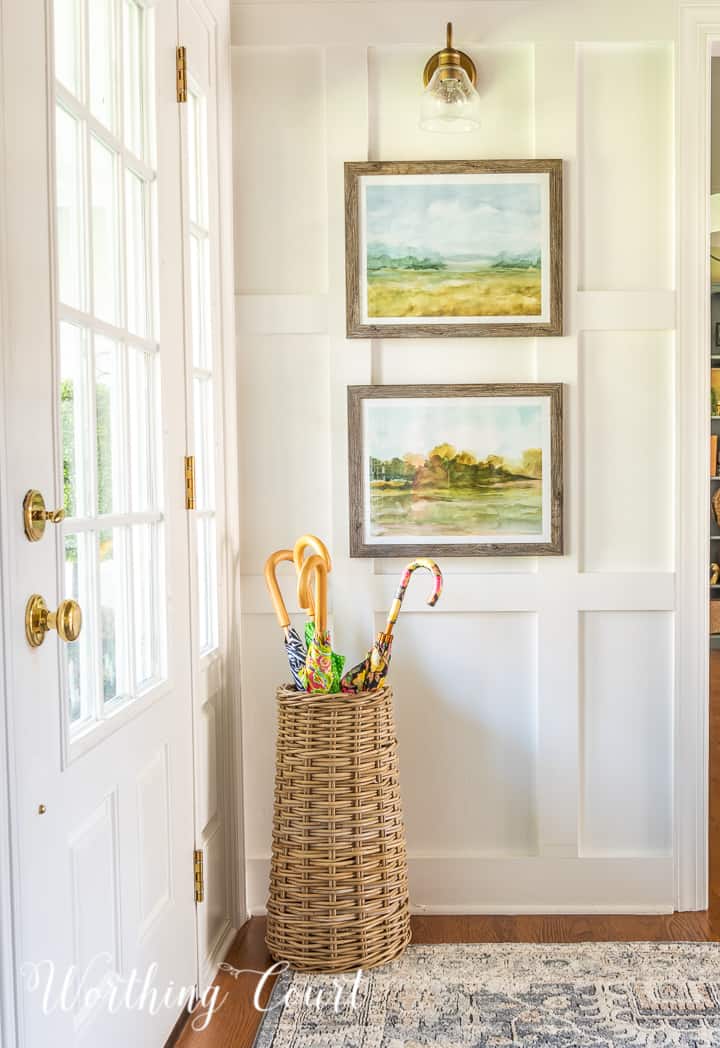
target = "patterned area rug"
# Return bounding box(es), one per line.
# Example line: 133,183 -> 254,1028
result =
253,942 -> 720,1047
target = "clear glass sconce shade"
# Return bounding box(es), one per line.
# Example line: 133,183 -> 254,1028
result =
419,64 -> 481,133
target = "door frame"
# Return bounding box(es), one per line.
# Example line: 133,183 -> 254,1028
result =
208,0 -> 248,950
675,0 -> 720,913
185,0 -> 248,961
0,0 -> 21,1040
0,0 -> 244,1040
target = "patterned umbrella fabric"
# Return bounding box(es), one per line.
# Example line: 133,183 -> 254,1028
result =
341,558 -> 443,694
296,556 -> 338,693
300,627 -> 334,693
297,553 -> 345,692
302,619 -> 344,692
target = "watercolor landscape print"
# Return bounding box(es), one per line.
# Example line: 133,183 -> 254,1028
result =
345,161 -> 563,337
348,386 -> 563,557
364,179 -> 545,321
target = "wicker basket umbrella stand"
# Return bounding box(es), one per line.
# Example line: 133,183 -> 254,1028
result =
265,683 -> 411,973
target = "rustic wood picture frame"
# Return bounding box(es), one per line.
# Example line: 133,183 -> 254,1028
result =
348,383 -> 564,557
345,159 -> 563,339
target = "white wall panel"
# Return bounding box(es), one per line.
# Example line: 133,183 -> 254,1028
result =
582,331 -> 673,572
578,43 -> 673,291
581,611 -> 673,856
373,556 -> 537,575
232,0 -> 678,913
241,613 -> 308,858
247,855 -> 673,914
375,338 -> 537,386
392,612 -> 538,856
368,44 -> 533,161
232,2 -> 676,48
238,334 -> 331,571
232,47 -> 327,294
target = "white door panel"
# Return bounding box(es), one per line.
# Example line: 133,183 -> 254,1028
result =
1,1 -> 199,1044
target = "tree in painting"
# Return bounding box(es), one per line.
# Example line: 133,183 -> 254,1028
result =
365,399 -> 547,539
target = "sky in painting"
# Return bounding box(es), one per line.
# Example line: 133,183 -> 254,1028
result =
365,398 -> 545,463
365,180 -> 542,261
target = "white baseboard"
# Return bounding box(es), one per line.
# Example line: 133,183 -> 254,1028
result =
199,921 -> 239,995
246,855 -> 674,917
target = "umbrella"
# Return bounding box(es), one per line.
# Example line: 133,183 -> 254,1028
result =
263,549 -> 307,691
341,558 -> 444,694
297,554 -> 345,693
296,556 -> 335,693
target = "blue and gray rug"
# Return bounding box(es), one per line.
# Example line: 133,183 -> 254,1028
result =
253,942 -> 720,1046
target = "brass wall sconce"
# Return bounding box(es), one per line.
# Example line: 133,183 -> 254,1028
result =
420,22 -> 481,133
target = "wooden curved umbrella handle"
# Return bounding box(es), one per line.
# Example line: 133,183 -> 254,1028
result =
297,554 -> 327,634
385,557 -> 443,634
263,549 -> 294,629
297,553 -> 318,618
293,534 -> 332,576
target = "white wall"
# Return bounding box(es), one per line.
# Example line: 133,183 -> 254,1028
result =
231,0 -> 677,913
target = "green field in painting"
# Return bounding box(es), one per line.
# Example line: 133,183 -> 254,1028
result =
370,479 -> 542,537
367,265 -> 542,319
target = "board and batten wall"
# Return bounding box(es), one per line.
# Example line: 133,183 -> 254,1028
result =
231,0 -> 677,913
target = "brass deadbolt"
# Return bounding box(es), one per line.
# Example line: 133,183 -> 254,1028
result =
23,490 -> 65,542
25,594 -> 82,648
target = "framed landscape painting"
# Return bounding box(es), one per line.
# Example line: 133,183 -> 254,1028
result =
348,384 -> 563,557
345,160 -> 563,338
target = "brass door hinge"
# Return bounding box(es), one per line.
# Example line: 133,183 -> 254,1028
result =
184,455 -> 196,510
176,46 -> 187,103
194,848 -> 204,903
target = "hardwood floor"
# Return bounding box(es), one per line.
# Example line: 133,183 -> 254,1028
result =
176,652 -> 720,1046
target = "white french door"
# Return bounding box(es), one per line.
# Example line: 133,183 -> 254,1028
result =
177,0 -> 235,991
0,0 -> 234,1044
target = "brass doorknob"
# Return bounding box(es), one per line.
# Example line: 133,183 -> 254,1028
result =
23,490 -> 65,542
25,594 -> 82,648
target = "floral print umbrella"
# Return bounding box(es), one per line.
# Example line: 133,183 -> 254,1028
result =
297,553 -> 344,692
296,556 -> 339,693
341,558 -> 443,694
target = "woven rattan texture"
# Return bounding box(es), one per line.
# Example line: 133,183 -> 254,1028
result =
265,684 -> 411,972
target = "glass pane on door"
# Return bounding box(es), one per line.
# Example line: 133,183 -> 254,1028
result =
64,531 -> 94,725
98,527 -> 131,705
53,0 -> 166,737
88,0 -> 116,130
90,135 -> 120,325
95,336 -> 124,515
55,106 -> 85,311
54,0 -> 82,96
126,170 -> 150,337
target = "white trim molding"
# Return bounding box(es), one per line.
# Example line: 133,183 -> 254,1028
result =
215,0 -> 248,932
675,0 -> 720,912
